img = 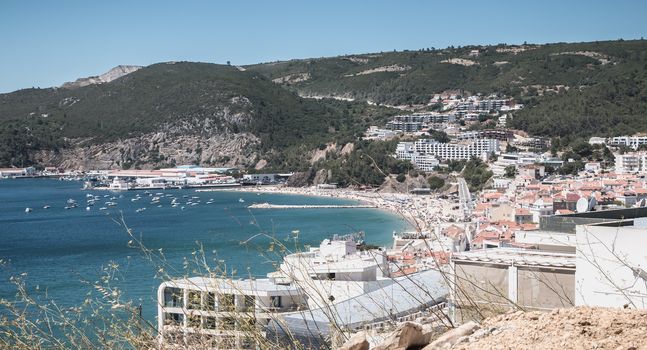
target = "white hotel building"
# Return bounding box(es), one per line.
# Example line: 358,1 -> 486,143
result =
396,139 -> 499,169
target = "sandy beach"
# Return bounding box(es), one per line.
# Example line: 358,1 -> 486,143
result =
198,185 -> 463,232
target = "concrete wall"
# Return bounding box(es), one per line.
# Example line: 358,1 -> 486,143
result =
575,222 -> 647,308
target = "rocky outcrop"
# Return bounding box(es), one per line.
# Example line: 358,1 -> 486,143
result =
338,307 -> 647,350
338,332 -> 369,350
32,132 -> 259,170
423,322 -> 478,350
379,174 -> 430,193
286,169 -> 315,187
312,169 -> 331,185
373,322 -> 433,350
61,65 -> 142,89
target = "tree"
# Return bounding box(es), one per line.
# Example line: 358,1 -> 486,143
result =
504,165 -> 517,178
427,176 -> 445,190
428,130 -> 450,143
572,141 -> 593,159
396,173 -> 406,183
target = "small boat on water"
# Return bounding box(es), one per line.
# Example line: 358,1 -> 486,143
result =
43,205 -> 50,209
99,207 -> 107,211
238,198 -> 245,203
25,207 -> 33,213
136,208 -> 146,213
85,206 -> 91,211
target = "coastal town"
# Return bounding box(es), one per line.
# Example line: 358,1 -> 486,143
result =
3,90 -> 647,348
3,3 -> 647,349
4,117 -> 644,348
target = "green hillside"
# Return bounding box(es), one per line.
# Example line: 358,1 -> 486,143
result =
247,39 -> 647,140
0,62 -> 397,167
2,39 -> 647,171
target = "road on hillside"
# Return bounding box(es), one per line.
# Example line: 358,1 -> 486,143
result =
457,177 -> 472,221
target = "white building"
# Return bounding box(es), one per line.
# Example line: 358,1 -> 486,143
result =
410,154 -> 440,171
588,137 -> 607,146
268,238 -> 390,309
365,126 -> 399,140
157,277 -> 307,348
615,153 -> 642,173
411,139 -> 499,161
610,136 -> 647,150
575,219 -> 647,308
450,249 -> 576,320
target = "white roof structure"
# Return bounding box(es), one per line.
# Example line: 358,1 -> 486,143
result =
268,269 -> 448,337
159,277 -> 301,296
452,248 -> 576,269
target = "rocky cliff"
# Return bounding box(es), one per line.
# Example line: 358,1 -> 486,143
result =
61,65 -> 142,89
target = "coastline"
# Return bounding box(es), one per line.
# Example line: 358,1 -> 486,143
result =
198,185 -> 462,231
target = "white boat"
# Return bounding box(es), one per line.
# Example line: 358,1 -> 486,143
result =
136,208 -> 146,213
25,207 -> 33,213
238,198 -> 245,203
99,207 -> 108,211
43,205 -> 50,209
86,206 -> 91,211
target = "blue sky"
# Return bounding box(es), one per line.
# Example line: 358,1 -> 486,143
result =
1,0 -> 646,92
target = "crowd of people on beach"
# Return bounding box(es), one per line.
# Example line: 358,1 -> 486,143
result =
231,185 -> 464,232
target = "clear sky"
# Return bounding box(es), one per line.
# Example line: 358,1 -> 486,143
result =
1,0 -> 646,93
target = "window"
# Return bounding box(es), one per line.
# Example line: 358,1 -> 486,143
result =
218,294 -> 235,312
270,296 -> 282,308
204,292 -> 216,311
187,314 -> 201,328
243,295 -> 255,312
187,291 -> 201,310
164,312 -> 183,326
220,317 -> 236,330
164,288 -> 183,308
204,316 -> 217,330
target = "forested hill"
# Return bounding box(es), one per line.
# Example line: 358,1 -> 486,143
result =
0,62 -> 395,168
247,39 -> 647,142
1,39 -> 647,170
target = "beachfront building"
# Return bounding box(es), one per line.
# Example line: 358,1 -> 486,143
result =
413,139 -> 499,161
267,238 -> 390,309
157,277 -> 307,348
157,236 -> 450,348
395,139 -> 499,166
0,167 -> 35,178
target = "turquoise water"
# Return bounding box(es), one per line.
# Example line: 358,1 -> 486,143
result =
0,179 -> 408,322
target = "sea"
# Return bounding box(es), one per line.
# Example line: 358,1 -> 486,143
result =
0,178 -> 409,322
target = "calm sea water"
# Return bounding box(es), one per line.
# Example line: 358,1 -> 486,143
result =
0,179 -> 408,322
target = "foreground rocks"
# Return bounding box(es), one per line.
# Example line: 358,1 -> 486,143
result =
338,307 -> 647,350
